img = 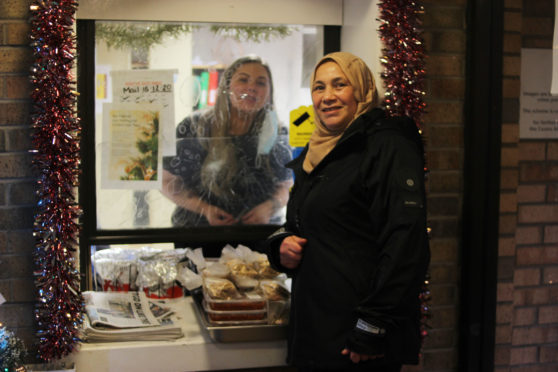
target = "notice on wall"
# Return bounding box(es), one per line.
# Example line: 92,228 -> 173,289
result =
101,103 -> 164,190
520,48 -> 558,139
110,69 -> 177,156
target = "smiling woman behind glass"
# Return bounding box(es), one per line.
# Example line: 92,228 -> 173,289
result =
162,55 -> 293,227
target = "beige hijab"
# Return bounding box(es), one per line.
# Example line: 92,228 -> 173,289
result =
303,52 -> 378,173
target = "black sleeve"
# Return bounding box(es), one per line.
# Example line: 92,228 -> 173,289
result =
346,118 -> 430,359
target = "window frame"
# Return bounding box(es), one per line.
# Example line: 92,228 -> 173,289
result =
76,19 -> 340,290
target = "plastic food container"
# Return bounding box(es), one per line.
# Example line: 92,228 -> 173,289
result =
203,289 -> 267,311
202,300 -> 267,324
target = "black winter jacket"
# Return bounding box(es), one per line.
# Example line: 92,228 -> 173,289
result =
265,108 -> 430,369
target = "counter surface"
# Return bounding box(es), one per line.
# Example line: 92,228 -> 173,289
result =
66,297 -> 288,372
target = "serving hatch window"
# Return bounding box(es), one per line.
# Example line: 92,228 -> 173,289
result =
92,21 -> 323,230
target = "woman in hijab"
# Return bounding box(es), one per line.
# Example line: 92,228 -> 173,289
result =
265,52 -> 430,371
162,55 -> 293,227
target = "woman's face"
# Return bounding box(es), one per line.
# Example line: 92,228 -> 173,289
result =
228,62 -> 271,114
312,61 -> 358,132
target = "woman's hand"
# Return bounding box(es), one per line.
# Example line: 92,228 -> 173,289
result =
279,235 -> 307,269
341,348 -> 384,364
240,200 -> 275,224
203,205 -> 237,225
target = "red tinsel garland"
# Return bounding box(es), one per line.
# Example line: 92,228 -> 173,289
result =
29,0 -> 83,362
378,0 -> 427,127
377,0 -> 431,347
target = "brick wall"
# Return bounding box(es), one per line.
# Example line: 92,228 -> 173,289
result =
495,0 -> 558,370
420,0 -> 466,370
0,0 -> 37,351
0,0 -> 470,369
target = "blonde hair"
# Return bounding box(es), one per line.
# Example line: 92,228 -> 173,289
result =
197,56 -> 275,198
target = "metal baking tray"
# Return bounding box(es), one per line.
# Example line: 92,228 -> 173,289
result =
192,293 -> 287,343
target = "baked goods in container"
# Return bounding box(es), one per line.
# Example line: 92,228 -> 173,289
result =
259,280 -> 290,301
203,277 -> 239,300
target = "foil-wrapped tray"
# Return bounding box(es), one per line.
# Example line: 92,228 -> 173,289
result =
192,293 -> 288,343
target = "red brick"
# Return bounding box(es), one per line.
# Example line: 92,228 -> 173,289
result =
430,238 -> 458,262
426,149 -> 462,170
429,307 -> 457,328
516,246 -> 544,265
498,282 -> 514,302
503,33 -> 521,54
0,153 -> 33,178
540,344 -> 558,362
500,214 -> 518,235
517,185 -> 546,203
502,123 -> 519,143
425,55 -> 465,77
547,184 -> 558,202
422,6 -> 465,28
3,21 -> 30,45
0,47 -> 32,73
510,346 -> 538,364
503,55 -> 521,76
520,163 -> 558,182
512,325 -> 558,345
0,101 -> 30,125
0,0 -> 30,19
495,324 -> 512,344
513,307 -> 537,326
5,74 -> 30,99
494,344 -> 511,365
544,226 -> 558,243
514,287 -> 550,305
429,284 -> 456,306
500,192 -> 517,212
9,277 -> 35,302
497,303 -> 514,323
0,303 -> 34,327
548,142 -> 558,160
523,16 -> 554,36
518,205 -> 558,223
422,350 -> 457,370
501,168 -> 519,189
423,101 -> 464,124
518,142 -> 546,161
539,305 -> 558,324
427,30 -> 466,53
422,329 -> 455,349
499,237 -> 516,256
514,268 -> 541,286
543,266 -> 558,285
505,0 -> 522,8
516,226 -> 542,245
504,11 -> 522,32
428,125 -> 463,147
425,171 -> 461,193
429,78 -> 465,100
502,146 -> 519,167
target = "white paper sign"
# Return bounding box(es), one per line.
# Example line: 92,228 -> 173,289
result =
551,0 -> 558,94
101,103 -> 164,190
520,48 -> 558,139
111,69 -> 177,156
0,292 -> 5,306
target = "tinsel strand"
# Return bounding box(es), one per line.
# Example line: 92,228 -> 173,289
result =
378,0 -> 427,126
29,0 -> 84,362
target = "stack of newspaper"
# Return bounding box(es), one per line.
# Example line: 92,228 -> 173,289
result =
82,291 -> 183,342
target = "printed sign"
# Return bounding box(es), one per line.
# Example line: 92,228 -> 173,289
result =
289,105 -> 316,147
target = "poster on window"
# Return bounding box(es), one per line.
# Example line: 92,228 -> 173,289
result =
110,69 -> 177,156
101,103 -> 164,190
520,48 -> 558,139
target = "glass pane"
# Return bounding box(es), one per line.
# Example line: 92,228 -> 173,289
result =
94,21 -> 323,229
